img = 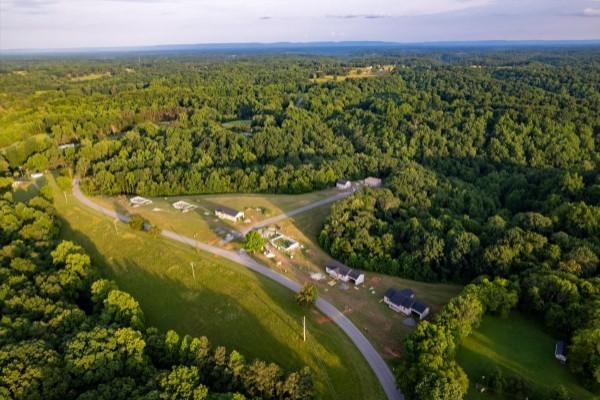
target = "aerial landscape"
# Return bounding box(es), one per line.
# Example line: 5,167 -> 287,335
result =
1,1 -> 599,400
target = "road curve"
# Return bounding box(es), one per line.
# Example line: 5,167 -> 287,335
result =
72,180 -> 403,400
240,190 -> 354,235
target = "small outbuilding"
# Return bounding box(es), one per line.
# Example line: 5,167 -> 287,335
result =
364,177 -> 382,187
130,196 -> 152,205
336,179 -> 351,190
555,340 -> 567,362
215,206 -> 244,222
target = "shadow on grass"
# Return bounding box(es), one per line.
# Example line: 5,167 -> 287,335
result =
57,212 -> 312,371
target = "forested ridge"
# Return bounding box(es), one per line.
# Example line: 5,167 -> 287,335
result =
0,188 -> 314,399
1,49 -> 599,399
1,51 -> 598,196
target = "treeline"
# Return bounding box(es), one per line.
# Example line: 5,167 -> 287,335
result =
320,162 -> 599,283
0,189 -> 314,399
397,277 -> 518,399
398,273 -> 600,399
1,51 -> 598,196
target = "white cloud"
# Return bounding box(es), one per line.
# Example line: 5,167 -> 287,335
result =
583,7 -> 600,15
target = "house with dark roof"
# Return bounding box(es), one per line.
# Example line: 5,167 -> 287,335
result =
383,288 -> 430,320
325,261 -> 365,285
336,179 -> 351,190
555,340 -> 567,362
215,206 -> 244,222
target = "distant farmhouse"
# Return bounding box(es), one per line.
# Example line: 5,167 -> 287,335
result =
336,179 -> 351,190
215,206 -> 244,222
364,177 -> 382,187
555,340 -> 567,362
325,261 -> 365,285
172,201 -> 197,213
58,143 -> 76,150
130,196 -> 152,206
383,288 -> 430,320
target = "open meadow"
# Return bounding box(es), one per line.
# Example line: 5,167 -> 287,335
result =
44,174 -> 386,400
456,314 -> 593,400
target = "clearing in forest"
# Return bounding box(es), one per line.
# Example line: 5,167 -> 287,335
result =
456,313 -> 593,400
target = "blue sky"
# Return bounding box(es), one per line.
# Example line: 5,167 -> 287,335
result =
1,0 -> 599,50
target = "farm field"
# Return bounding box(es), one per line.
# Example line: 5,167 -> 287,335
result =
456,314 -> 593,400
70,72 -> 110,81
313,65 -> 395,83
221,119 -> 252,132
43,175 -> 386,400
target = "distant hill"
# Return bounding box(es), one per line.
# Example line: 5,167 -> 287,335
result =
3,40 -> 600,56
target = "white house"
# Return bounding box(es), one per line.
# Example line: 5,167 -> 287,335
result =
555,341 -> 567,362
336,179 -> 351,190
383,288 -> 430,320
215,206 -> 244,222
325,261 -> 365,285
364,177 -> 382,187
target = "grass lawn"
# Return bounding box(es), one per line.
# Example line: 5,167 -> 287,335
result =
456,313 -> 593,400
42,174 -> 386,400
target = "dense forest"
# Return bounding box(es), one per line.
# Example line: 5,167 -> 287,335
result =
1,49 -> 599,399
0,187 -> 313,399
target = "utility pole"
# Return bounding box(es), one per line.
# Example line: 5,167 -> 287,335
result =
190,262 -> 195,279
303,317 -> 307,342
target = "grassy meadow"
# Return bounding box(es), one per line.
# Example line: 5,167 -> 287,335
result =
456,313 -> 593,400
43,174 -> 386,400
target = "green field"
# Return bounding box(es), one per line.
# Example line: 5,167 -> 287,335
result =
43,175 -> 385,400
70,73 -> 109,81
456,313 -> 593,400
221,119 -> 252,130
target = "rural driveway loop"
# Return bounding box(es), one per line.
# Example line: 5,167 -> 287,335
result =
72,179 -> 403,400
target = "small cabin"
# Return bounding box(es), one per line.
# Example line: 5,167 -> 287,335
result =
555,340 -> 567,362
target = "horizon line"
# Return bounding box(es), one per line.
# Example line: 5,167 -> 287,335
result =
3,39 -> 600,54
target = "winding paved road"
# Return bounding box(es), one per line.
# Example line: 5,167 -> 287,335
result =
72,180 -> 403,400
